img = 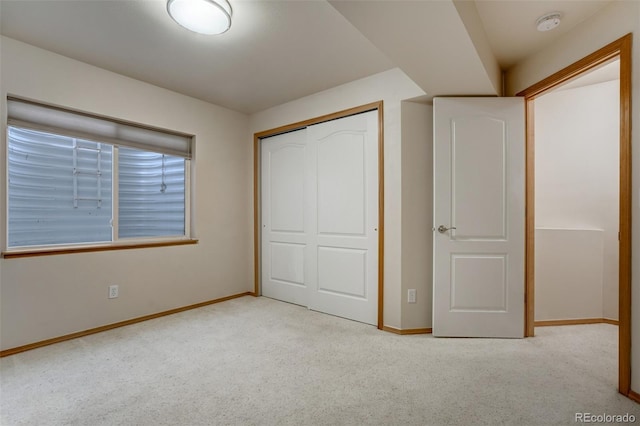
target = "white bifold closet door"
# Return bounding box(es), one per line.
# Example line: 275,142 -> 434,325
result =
261,110 -> 379,325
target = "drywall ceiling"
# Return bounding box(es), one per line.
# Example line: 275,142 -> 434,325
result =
474,0 -> 613,69
0,0 -> 616,114
330,0 -> 502,98
555,59 -> 620,92
0,0 -> 394,114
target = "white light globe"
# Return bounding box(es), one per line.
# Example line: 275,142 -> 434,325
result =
167,0 -> 232,35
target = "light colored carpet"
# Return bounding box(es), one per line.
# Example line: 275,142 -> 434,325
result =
1,296 -> 638,426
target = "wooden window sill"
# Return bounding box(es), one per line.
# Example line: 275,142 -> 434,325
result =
2,239 -> 198,259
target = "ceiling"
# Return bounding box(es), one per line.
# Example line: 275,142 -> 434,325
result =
0,0 -> 614,114
553,58 -> 620,92
474,0 -> 614,69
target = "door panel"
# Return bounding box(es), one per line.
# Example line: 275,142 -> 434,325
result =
317,133 -> 366,236
452,117 -> 507,240
450,254 -> 507,311
317,247 -> 367,298
307,110 -> 379,325
433,98 -> 524,338
270,242 -> 305,285
261,130 -> 309,307
269,144 -> 306,233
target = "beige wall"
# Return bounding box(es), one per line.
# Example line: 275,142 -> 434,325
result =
535,228 -> 606,321
401,101 -> 433,329
505,0 -> 640,391
0,37 -> 253,350
250,69 -> 426,329
535,81 -> 620,321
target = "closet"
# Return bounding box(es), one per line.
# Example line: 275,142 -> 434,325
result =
260,110 -> 379,325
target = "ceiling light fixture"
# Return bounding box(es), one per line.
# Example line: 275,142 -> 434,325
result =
536,12 -> 561,32
167,0 -> 232,35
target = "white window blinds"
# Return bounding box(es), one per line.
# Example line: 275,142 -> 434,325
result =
7,97 -> 192,159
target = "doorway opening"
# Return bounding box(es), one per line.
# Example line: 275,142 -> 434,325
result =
533,59 -> 620,327
517,34 -> 632,396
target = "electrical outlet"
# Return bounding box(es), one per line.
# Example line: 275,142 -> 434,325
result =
109,285 -> 119,299
408,289 -> 417,304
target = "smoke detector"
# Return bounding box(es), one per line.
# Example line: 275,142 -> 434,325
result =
536,12 -> 562,32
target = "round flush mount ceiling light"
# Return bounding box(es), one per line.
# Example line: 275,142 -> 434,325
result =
536,12 -> 562,32
167,0 -> 232,35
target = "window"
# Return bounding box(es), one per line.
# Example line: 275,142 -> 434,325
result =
5,98 -> 193,252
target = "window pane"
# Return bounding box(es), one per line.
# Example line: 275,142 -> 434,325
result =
118,147 -> 185,238
8,127 -> 113,247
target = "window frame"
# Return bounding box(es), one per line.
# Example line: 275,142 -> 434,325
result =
3,98 -> 197,258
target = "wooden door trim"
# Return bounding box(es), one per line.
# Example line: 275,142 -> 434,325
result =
516,33 -> 632,396
253,101 -> 385,329
523,98 -> 535,338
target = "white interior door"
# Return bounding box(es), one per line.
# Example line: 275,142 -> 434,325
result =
433,97 -> 525,338
261,110 -> 379,325
306,111 -> 379,325
261,129 -> 310,307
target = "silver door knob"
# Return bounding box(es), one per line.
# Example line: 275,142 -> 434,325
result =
437,225 -> 456,233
